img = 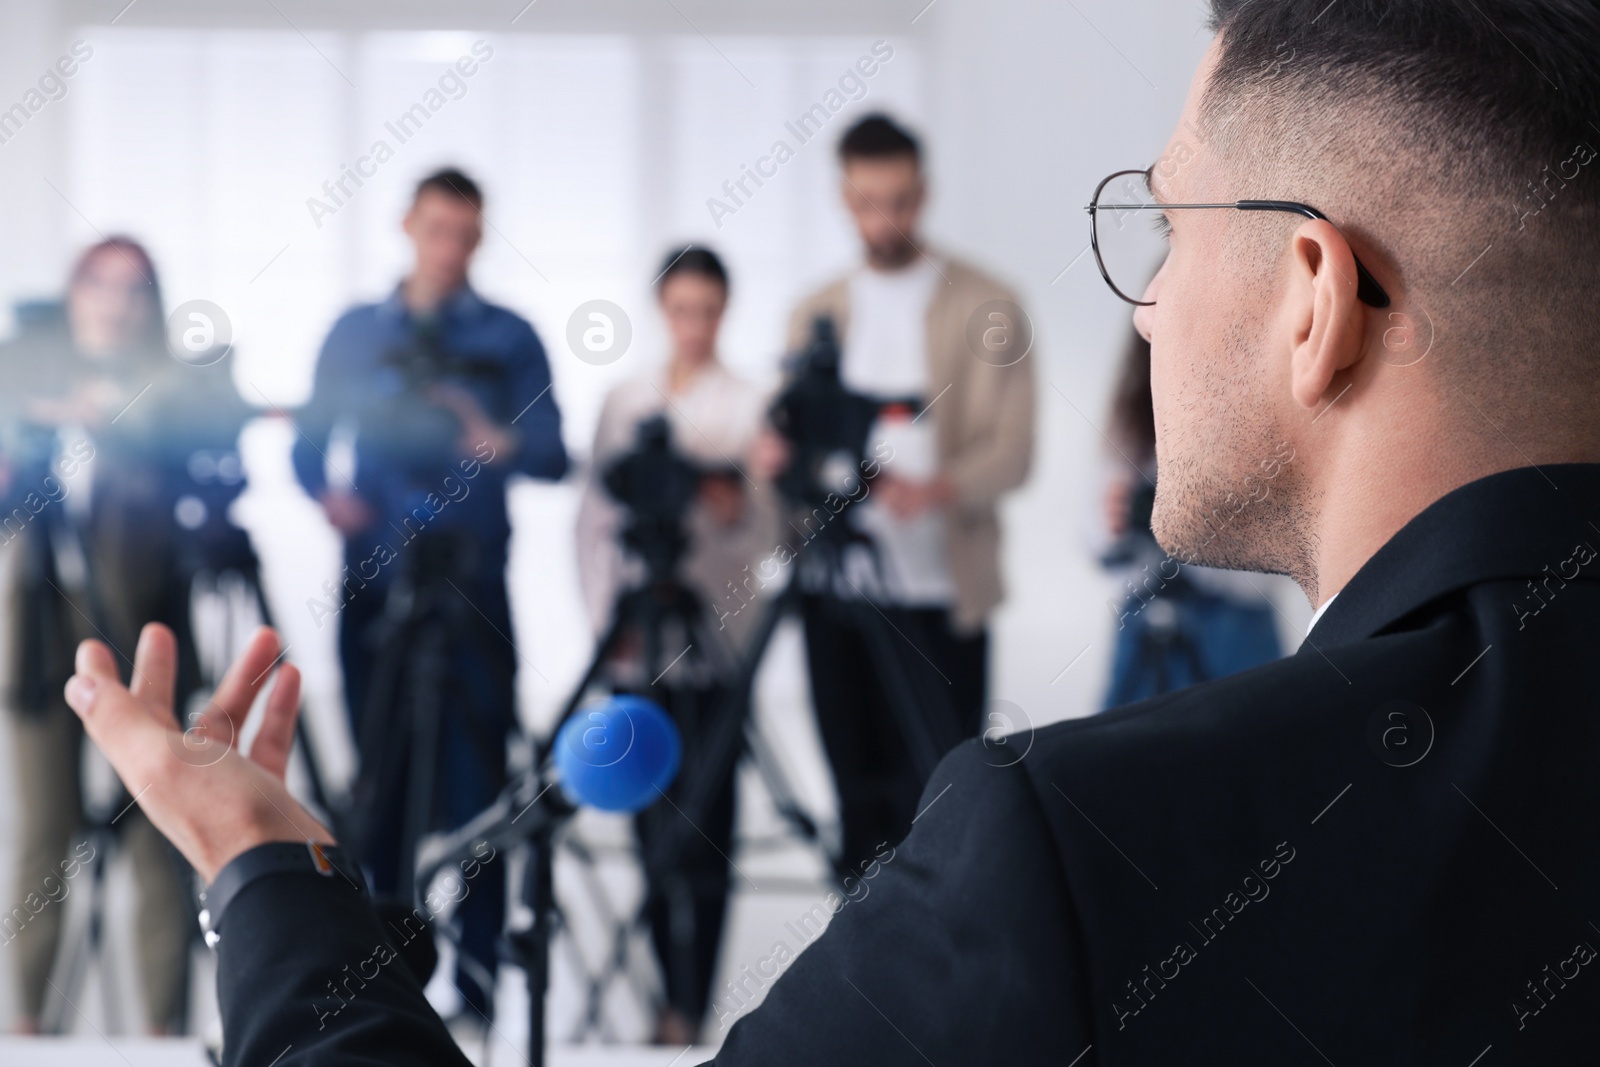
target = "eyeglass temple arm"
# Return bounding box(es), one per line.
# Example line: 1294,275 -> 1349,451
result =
1238,200 -> 1391,308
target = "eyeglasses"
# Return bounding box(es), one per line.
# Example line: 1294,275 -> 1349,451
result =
1086,167 -> 1390,308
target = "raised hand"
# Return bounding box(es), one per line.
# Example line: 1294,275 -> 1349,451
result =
64,623 -> 333,884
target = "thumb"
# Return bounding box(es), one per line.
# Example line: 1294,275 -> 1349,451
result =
74,637 -> 120,685
64,672 -> 101,717
65,638 -> 121,722
65,641 -> 163,775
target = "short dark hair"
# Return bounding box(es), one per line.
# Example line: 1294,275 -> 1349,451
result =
1201,0 -> 1600,389
837,114 -> 921,167
1203,1 -> 1600,200
414,167 -> 483,209
655,245 -> 729,295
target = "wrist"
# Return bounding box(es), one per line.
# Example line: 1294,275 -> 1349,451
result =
208,789 -> 338,884
199,841 -> 361,947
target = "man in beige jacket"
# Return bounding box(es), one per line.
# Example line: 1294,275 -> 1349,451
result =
770,114 -> 1035,875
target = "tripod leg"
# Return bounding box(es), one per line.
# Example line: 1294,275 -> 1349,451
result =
537,603 -> 638,765
399,623 -> 447,904
741,724 -> 822,843
556,834 -> 654,1043
96,887 -> 123,1035
524,833 -> 555,1067
638,580 -> 806,884
42,850 -> 94,1034
49,828 -> 121,1036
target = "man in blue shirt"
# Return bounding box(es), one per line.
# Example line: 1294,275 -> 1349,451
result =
291,168 -> 567,1018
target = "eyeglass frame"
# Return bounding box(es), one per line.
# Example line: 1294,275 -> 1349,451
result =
1085,167 -> 1391,309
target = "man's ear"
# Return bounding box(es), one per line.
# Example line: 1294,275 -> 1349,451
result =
1285,219 -> 1367,410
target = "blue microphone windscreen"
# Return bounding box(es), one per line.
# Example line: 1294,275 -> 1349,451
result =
553,695 -> 682,813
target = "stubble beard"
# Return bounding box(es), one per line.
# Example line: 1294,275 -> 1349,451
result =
1149,322 -> 1320,597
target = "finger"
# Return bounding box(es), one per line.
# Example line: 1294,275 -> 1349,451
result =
197,627 -> 283,740
74,638 -> 121,685
249,662 -> 302,780
65,656 -> 168,791
129,623 -> 177,715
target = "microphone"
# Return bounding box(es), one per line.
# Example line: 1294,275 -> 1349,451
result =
413,695 -> 681,882
401,696 -> 680,1026
553,694 -> 682,812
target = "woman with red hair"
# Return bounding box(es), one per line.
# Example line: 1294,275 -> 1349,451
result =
0,237 -> 194,1035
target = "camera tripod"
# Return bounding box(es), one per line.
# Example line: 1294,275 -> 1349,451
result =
643,314 -> 967,899
573,319 -> 966,1043
348,528 -> 517,1013
642,503 -> 965,899
526,479 -> 832,1050
562,484 -> 966,1050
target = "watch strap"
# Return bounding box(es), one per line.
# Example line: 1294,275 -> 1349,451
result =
199,841 -> 363,947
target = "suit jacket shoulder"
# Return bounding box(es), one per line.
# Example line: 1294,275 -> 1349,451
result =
1009,464 -> 1600,1060
709,737 -> 1090,1066
712,463 -> 1600,1064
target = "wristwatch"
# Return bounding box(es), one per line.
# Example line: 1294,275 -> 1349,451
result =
198,841 -> 363,948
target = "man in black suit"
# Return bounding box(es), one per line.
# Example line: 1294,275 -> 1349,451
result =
58,0 -> 1600,1062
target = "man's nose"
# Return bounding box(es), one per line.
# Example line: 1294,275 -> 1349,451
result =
1132,269 -> 1161,341
1133,299 -> 1154,343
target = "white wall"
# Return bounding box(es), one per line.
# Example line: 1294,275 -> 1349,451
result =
922,0 -> 1308,730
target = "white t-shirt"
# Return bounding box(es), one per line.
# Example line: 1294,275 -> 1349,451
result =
837,257 -> 955,606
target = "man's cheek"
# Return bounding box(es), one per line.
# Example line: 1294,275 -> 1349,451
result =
1147,341 -> 1180,436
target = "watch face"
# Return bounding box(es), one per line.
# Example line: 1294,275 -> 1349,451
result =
308,841 -> 336,876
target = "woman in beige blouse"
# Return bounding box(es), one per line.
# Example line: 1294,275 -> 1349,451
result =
573,246 -> 776,1045
574,248 -> 776,651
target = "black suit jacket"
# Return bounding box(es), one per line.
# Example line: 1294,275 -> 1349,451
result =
216,464 -> 1600,1065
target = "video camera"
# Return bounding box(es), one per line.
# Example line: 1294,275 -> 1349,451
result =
602,414 -> 707,583
361,320 -> 505,480
604,414 -> 702,529
767,315 -> 880,510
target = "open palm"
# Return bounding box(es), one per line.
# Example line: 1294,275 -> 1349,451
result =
65,623 -> 333,884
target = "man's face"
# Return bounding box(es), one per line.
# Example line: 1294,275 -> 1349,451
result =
841,155 -> 925,269
1136,39 -> 1303,573
403,190 -> 483,292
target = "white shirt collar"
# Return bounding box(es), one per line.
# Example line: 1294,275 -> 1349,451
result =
1306,591 -> 1340,637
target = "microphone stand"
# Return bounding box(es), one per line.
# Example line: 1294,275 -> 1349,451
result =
414,767 -> 576,1067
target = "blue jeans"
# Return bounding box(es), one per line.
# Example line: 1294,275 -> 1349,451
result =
340,558 -> 515,1016
1103,593 -> 1281,709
